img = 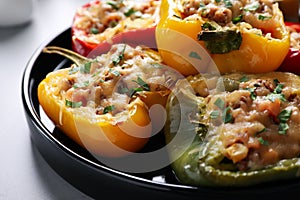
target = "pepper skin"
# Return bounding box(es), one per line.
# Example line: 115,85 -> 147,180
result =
278,22 -> 300,75
156,0 -> 290,76
165,72 -> 300,186
71,0 -> 160,56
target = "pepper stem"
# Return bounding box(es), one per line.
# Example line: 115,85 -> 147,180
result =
43,46 -> 92,66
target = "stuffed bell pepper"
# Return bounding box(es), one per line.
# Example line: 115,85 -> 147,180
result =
72,0 -> 161,56
156,0 -> 290,76
165,72 -> 300,186
278,22 -> 300,74
38,44 -> 179,157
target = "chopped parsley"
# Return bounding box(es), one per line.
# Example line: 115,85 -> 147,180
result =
211,98 -> 233,123
267,93 -> 286,102
73,80 -> 90,89
119,77 -> 150,97
124,7 -> 135,17
232,14 -> 243,24
222,106 -> 233,123
258,137 -> 268,145
266,79 -> 286,102
210,110 -> 220,119
258,15 -> 271,21
245,87 -> 256,100
80,62 -> 92,74
132,77 -> 150,91
90,27 -> 99,34
239,76 -> 249,82
103,105 -> 115,114
214,97 -> 225,110
274,83 -> 284,94
107,1 -> 121,10
151,63 -> 164,69
223,0 -> 233,8
278,109 -> 292,135
109,68 -> 121,76
112,45 -> 126,66
201,22 -> 217,31
68,66 -> 79,75
198,30 -> 242,54
65,99 -> 82,108
189,51 -> 202,60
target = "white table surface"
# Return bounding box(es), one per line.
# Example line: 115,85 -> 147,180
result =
0,0 -> 94,199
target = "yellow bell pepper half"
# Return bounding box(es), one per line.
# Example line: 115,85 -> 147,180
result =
156,0 -> 290,76
38,68 -> 152,157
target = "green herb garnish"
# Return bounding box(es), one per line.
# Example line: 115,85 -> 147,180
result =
212,98 -> 233,123
103,105 -> 115,114
278,109 -> 292,134
245,87 -> 256,100
65,99 -> 82,108
107,1 -> 120,10
201,22 -> 217,31
258,137 -> 268,145
210,110 -> 220,119
133,77 -> 150,91
129,87 -> 144,97
267,93 -> 286,102
124,8 -> 135,17
214,97 -> 225,110
68,66 -> 79,75
90,27 -> 99,34
274,83 -> 284,94
189,51 -> 202,60
223,106 -> 233,123
258,15 -> 271,21
109,68 -> 121,76
112,45 -> 126,66
223,0 -> 233,8
73,80 -> 90,89
127,77 -> 150,97
198,30 -> 242,54
232,14 -> 243,24
80,62 -> 92,74
239,76 -> 249,82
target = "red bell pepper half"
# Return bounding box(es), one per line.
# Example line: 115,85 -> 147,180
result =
71,0 -> 159,57
278,22 -> 300,74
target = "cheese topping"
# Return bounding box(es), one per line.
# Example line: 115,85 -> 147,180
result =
56,44 -> 178,119
178,0 -> 282,37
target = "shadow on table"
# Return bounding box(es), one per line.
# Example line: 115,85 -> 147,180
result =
29,139 -> 93,200
0,22 -> 32,42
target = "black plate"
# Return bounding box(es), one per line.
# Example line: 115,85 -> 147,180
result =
22,28 -> 300,199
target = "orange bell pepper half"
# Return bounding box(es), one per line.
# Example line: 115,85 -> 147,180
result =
156,0 -> 290,76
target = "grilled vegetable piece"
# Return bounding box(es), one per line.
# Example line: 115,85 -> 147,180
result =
165,72 -> 300,186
